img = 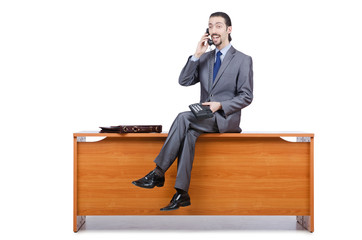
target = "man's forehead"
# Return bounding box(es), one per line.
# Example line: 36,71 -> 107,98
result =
209,16 -> 225,25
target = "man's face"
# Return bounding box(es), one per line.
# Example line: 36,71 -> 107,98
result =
208,16 -> 232,48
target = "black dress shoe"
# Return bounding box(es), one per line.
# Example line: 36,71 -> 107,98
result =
132,170 -> 165,189
160,192 -> 191,211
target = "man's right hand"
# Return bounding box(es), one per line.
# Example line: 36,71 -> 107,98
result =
194,33 -> 210,59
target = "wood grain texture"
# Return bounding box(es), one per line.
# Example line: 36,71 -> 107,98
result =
75,135 -> 311,217
74,132 -> 314,138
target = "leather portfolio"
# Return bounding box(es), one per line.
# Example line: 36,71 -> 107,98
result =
99,125 -> 162,133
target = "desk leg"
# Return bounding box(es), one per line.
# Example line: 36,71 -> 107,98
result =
296,136 -> 314,232
74,216 -> 86,232
297,216 -> 312,232
74,136 -> 86,232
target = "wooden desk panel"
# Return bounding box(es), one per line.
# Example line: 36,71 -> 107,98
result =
74,132 -> 314,232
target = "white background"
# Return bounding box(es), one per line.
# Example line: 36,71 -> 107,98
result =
1,0 -> 362,239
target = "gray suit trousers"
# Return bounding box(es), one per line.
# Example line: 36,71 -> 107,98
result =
154,111 -> 219,192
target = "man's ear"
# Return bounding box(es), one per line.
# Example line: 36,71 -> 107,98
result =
227,26 -> 232,34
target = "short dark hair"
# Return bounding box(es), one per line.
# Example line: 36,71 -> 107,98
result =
210,12 -> 232,42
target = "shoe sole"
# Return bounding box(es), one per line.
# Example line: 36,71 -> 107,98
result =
180,201 -> 191,207
160,201 -> 191,211
132,181 -> 164,189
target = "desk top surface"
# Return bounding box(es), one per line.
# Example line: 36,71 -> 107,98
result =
74,131 -> 314,138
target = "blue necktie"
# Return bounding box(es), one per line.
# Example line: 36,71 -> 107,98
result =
213,51 -> 222,82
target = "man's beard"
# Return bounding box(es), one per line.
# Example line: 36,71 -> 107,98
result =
212,34 -> 222,46
214,39 -> 222,46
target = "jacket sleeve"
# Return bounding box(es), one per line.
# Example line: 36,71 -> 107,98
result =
220,56 -> 254,116
178,56 -> 200,86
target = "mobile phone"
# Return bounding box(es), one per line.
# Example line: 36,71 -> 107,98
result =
206,28 -> 214,46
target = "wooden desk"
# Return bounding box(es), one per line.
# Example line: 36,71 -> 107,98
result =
73,132 -> 314,232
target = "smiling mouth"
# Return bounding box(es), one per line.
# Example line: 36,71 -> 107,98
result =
212,34 -> 220,41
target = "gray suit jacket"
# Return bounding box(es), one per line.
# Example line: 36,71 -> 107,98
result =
179,46 -> 253,133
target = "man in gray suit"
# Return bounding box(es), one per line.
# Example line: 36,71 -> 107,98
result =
132,12 -> 253,211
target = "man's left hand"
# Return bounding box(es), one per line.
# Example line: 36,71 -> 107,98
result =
202,102 -> 222,113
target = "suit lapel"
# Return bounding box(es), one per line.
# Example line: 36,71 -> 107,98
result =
212,46 -> 236,89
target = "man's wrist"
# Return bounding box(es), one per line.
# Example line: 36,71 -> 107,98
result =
191,55 -> 200,62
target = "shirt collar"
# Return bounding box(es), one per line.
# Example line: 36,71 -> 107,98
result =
215,43 -> 232,57
215,43 -> 231,56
